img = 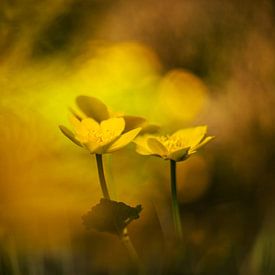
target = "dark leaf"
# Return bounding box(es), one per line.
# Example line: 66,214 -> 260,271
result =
82,199 -> 142,235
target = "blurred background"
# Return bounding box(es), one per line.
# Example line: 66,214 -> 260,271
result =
1,0 -> 275,274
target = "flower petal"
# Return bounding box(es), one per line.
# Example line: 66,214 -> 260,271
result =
81,118 -> 100,129
135,145 -> 153,155
168,147 -> 190,162
59,125 -> 82,147
100,117 -> 125,137
133,135 -> 154,155
75,118 -> 99,143
172,126 -> 207,149
140,124 -> 160,134
147,138 -> 168,156
76,95 -> 110,122
108,109 -> 124,118
190,136 -> 215,153
69,114 -> 81,129
123,115 -> 147,132
85,142 -> 103,154
107,127 -> 141,153
69,107 -> 85,121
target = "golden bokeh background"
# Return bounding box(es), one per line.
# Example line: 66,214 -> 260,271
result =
1,0 -> 275,274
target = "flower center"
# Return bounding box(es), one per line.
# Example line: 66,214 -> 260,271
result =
158,135 -> 185,152
88,128 -> 115,144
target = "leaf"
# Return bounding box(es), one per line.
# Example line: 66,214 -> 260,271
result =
82,199 -> 142,235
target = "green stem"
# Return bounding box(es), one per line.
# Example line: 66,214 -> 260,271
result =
170,160 -> 183,241
120,228 -> 140,266
94,154 -> 141,268
95,154 -> 110,200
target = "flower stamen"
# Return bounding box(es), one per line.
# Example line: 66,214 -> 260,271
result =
158,135 -> 185,153
88,128 -> 116,144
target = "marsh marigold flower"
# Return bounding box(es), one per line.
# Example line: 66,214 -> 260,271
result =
60,116 -> 141,154
72,95 -> 159,134
134,126 -> 214,162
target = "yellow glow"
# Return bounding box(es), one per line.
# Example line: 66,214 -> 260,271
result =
153,69 -> 208,125
71,42 -> 162,116
177,156 -> 210,203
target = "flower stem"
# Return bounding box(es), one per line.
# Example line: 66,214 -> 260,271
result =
94,154 -> 141,269
95,154 -> 110,200
121,228 -> 140,266
170,160 -> 183,241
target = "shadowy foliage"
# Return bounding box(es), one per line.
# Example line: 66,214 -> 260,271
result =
82,199 -> 142,235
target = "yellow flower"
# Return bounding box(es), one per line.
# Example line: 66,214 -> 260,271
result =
134,126 -> 214,162
60,116 -> 141,154
72,95 -> 159,134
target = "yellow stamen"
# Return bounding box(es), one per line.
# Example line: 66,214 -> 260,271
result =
158,135 -> 186,152
88,128 -> 116,144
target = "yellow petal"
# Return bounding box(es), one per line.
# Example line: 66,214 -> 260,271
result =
59,125 -> 82,147
190,136 -> 215,153
135,144 -> 154,155
100,117 -> 125,137
147,138 -> 168,156
168,147 -> 190,162
80,118 -> 100,129
69,114 -> 81,129
140,124 -> 160,134
107,127 -> 142,153
172,126 -> 207,148
75,118 -> 99,143
108,109 -> 124,118
76,95 -> 110,122
133,135 -> 153,155
123,115 -> 147,132
69,107 -> 84,121
85,142 -> 102,154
